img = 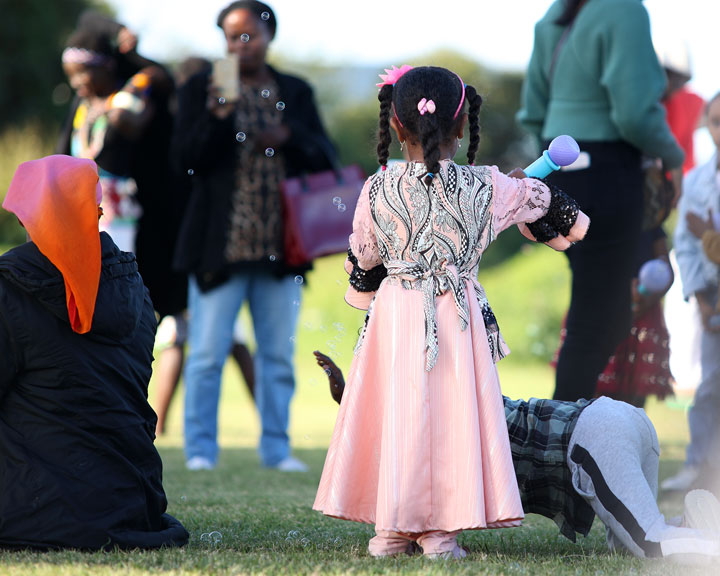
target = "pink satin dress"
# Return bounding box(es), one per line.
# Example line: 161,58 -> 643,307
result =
314,160 -> 551,534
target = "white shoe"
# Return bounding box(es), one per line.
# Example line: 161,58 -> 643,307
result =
660,537 -> 719,565
683,489 -> 720,535
425,545 -> 468,560
659,490 -> 720,565
186,456 -> 215,471
661,466 -> 699,492
271,456 -> 308,472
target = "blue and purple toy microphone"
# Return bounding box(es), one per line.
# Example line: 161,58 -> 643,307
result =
524,135 -> 581,179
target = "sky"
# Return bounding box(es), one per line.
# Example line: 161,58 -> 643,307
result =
106,0 -> 718,100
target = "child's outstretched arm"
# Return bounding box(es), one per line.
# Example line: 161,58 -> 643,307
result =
517,178 -> 590,251
490,167 -> 589,251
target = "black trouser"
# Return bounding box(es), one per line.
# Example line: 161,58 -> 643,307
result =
548,141 -> 644,401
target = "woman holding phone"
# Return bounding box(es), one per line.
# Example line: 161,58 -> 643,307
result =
173,0 -> 335,472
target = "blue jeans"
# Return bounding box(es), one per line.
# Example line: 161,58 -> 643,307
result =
686,321 -> 720,469
184,272 -> 300,466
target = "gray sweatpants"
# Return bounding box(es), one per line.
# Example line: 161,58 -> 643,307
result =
568,396 -> 712,558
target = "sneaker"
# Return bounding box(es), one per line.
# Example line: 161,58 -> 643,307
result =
660,537 -> 720,566
659,490 -> 720,565
271,456 -> 308,472
186,456 -> 215,471
683,489 -> 720,536
660,466 -> 699,492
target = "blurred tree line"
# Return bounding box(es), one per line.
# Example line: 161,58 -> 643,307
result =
1,5 -> 535,266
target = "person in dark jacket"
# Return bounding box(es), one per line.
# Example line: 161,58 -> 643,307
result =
173,1 -> 335,472
0,155 -> 188,550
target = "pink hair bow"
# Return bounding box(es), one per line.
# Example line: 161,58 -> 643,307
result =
417,98 -> 436,115
377,64 -> 414,87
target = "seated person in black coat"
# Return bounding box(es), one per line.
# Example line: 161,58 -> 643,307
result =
0,155 -> 188,550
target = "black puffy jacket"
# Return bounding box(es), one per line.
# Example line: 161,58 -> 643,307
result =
0,233 -> 188,550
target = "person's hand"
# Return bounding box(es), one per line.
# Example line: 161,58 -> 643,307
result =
206,85 -> 235,120
686,209 -> 714,239
314,351 -> 345,405
507,168 -> 527,179
669,166 -> 683,209
696,291 -> 720,332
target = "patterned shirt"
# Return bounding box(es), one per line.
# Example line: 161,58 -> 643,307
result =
504,396 -> 596,542
226,79 -> 286,264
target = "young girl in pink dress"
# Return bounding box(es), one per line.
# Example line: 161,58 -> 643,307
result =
313,65 -> 589,559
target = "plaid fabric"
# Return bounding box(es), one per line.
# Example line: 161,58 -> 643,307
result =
504,396 -> 596,542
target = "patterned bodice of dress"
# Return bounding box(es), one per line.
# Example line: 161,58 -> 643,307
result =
349,160 -> 551,369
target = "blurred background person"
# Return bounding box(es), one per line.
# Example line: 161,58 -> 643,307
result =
173,1 -> 335,472
57,14 -> 191,438
518,0 -> 684,402
664,92 -> 720,493
658,38 -> 706,404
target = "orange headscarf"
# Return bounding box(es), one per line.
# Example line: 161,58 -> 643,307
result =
2,155 -> 103,334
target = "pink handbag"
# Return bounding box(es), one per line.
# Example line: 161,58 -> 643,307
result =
282,164 -> 365,267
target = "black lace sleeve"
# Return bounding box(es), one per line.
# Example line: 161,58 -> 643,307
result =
526,180 -> 580,243
347,247 -> 387,292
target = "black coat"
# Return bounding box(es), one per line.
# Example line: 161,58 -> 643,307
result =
0,233 -> 188,550
172,66 -> 335,289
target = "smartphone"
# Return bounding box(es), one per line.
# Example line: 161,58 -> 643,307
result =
212,54 -> 240,102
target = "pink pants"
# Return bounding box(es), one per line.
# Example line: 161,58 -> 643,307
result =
368,529 -> 462,557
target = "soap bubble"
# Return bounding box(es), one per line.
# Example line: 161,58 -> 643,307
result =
332,196 -> 342,206
240,33 -> 250,43
236,132 -> 247,143
209,531 -> 223,545
286,530 -> 300,542
294,275 -> 304,285
187,169 -> 195,176
323,367 -> 332,376
261,11 -> 270,20
275,101 -> 286,111
292,300 -> 301,307
217,97 -> 226,104
289,336 -> 296,343
337,203 -> 347,212
265,147 -> 275,157
180,495 -> 187,501
269,254 -> 276,261
261,89 -> 270,98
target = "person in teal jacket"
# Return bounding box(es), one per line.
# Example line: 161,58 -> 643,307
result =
518,0 -> 684,402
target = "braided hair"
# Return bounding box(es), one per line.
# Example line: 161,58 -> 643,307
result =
376,66 -> 483,178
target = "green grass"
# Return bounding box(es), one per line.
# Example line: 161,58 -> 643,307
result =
0,244 -> 712,575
